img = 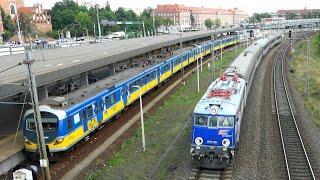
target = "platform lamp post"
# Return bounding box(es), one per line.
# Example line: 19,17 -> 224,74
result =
180,27 -> 185,84
24,48 -> 51,180
132,85 -> 146,151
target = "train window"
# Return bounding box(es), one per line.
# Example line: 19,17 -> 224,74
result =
146,74 -> 150,82
94,102 -> 98,114
209,116 -> 218,128
88,106 -> 93,118
136,80 -> 140,86
140,77 -> 144,85
194,115 -> 208,126
111,93 -> 115,104
67,117 -> 72,130
105,96 -> 110,107
218,117 -> 234,128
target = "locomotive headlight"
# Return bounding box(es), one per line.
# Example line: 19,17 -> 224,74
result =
210,106 -> 218,115
222,139 -> 230,147
54,138 -> 64,145
195,137 -> 203,145
24,138 -> 32,145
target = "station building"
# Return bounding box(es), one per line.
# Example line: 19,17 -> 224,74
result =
155,4 -> 249,30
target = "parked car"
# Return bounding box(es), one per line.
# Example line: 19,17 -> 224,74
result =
34,39 -> 48,45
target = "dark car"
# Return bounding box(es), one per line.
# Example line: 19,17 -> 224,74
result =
34,39 -> 48,45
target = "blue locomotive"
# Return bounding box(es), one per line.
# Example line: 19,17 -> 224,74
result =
23,35 -> 240,160
190,33 -> 282,169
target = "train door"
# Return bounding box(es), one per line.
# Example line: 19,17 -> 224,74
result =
122,85 -> 128,105
81,109 -> 88,133
96,100 -> 103,123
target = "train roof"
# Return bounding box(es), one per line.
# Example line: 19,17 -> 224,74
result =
194,69 -> 246,116
39,66 -> 146,111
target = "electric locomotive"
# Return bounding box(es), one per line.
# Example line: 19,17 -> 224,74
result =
190,67 -> 245,169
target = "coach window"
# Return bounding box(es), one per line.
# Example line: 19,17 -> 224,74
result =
129,83 -> 133,93
194,115 -> 208,126
140,77 -> 144,85
111,93 -> 115,104
209,116 -> 218,128
67,117 -> 72,130
94,102 -> 98,114
88,105 -> 93,118
105,96 -> 110,107
146,74 -> 150,82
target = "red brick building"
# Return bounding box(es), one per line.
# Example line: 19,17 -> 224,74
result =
15,3 -> 52,33
155,4 -> 249,30
0,0 -> 24,19
0,11 -> 3,42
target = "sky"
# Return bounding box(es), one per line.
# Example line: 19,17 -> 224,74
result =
24,0 -> 320,15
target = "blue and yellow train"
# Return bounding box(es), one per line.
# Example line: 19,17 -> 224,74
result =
23,35 -> 240,160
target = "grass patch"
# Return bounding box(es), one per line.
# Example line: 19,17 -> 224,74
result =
292,36 -> 320,129
85,46 -> 244,180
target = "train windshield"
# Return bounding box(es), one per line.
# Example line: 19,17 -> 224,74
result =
194,115 -> 234,128
25,112 -> 58,132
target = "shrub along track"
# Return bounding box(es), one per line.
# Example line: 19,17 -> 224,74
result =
48,44 -> 243,179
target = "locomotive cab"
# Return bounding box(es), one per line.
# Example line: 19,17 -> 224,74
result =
191,113 -> 237,169
23,105 -> 66,160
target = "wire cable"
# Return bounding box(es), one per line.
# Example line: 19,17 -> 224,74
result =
0,62 -> 23,74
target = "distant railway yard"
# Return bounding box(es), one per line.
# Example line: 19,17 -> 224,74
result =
1,28 -> 320,180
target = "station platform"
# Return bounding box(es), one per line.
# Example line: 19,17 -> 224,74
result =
0,131 -> 25,175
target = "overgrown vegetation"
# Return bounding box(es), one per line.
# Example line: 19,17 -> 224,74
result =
292,36 -> 320,129
0,6 -> 15,41
86,46 -> 245,179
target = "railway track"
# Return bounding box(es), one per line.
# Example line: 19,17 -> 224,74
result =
273,43 -> 316,180
189,162 -> 233,180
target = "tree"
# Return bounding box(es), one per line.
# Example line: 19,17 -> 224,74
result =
0,6 -> 15,41
19,12 -> 37,41
50,0 -> 86,30
205,19 -> 213,29
215,18 -> 221,28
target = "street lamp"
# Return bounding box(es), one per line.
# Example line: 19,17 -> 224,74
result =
195,46 -> 201,92
132,85 -> 146,151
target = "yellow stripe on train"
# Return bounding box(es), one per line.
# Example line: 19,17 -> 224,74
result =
160,71 -> 172,82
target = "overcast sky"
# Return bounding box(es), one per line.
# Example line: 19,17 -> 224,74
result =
24,0 -> 320,15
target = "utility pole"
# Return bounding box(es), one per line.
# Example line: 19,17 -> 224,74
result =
211,32 -> 215,81
180,31 -> 185,84
152,10 -> 156,36
306,39 -> 310,97
96,5 -> 101,39
24,50 -> 51,180
142,22 -> 146,37
220,41 -> 223,61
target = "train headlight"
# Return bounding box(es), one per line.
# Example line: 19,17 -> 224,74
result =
210,106 -> 218,115
54,138 -> 64,145
24,138 -> 32,145
222,139 -> 230,147
195,137 -> 203,145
